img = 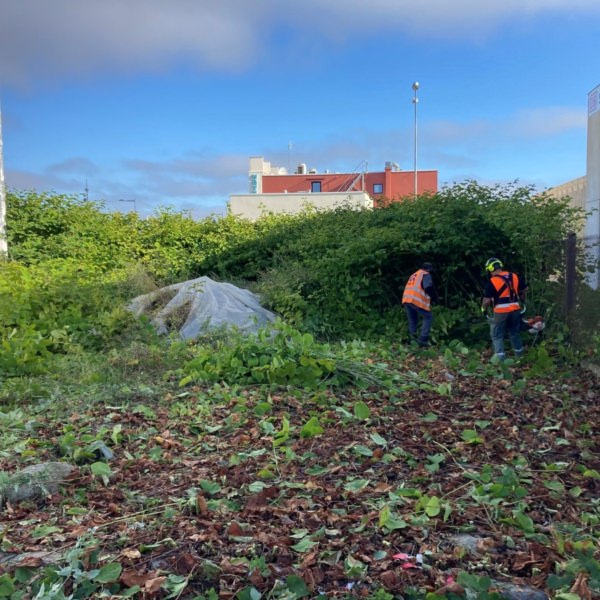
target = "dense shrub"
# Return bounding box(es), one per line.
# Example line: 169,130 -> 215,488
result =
2,182 -> 586,352
0,259 -> 157,375
197,182 -> 583,339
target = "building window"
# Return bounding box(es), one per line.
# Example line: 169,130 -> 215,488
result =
311,181 -> 322,193
373,183 -> 383,194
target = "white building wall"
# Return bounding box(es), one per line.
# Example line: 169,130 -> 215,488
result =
248,157 -> 287,194
229,192 -> 373,221
586,84 -> 600,287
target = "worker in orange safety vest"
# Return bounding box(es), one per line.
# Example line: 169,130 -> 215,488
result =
481,257 -> 528,361
402,263 -> 438,347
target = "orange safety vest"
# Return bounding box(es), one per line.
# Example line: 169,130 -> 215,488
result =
402,269 -> 431,311
490,271 -> 521,313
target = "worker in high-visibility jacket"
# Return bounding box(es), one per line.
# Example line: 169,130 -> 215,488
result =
481,257 -> 528,361
402,263 -> 438,347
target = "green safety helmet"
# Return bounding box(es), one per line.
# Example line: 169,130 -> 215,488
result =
485,257 -> 503,272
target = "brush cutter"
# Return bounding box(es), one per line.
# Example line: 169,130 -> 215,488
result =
481,304 -> 546,344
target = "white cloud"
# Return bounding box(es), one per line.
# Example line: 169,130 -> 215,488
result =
505,107 -> 587,138
4,102 -> 585,215
0,0 -> 270,87
1,0 -> 599,87
295,0 -> 600,37
48,157 -> 100,176
5,150 -> 244,216
420,106 -> 585,149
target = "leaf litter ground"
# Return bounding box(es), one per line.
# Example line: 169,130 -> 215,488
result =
1,351 -> 599,599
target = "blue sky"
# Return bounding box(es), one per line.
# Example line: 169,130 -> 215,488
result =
1,0 -> 598,217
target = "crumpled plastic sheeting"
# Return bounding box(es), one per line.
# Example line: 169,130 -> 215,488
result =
127,276 -> 277,339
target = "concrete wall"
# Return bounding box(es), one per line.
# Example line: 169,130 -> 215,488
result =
547,176 -> 587,211
229,192 -> 373,221
546,176 -> 587,235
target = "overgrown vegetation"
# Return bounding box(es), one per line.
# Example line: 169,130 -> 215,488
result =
0,184 -> 599,599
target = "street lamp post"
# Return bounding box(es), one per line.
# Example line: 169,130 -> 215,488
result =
119,198 -> 137,213
412,82 -> 419,198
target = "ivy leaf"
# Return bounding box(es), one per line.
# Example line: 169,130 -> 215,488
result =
289,529 -> 309,539
369,432 -> 387,446
379,505 -> 408,531
424,495 -> 441,517
248,481 -> 267,493
344,479 -> 370,492
353,445 -> 373,457
306,465 -> 329,475
199,480 -> 221,495
0,574 -> 15,597
91,461 -> 112,485
31,525 -> 62,539
513,510 -> 535,533
111,423 -> 123,445
94,562 -> 123,583
421,412 -> 438,422
236,587 -> 262,600
285,574 -> 309,598
335,406 -> 353,419
353,401 -> 370,420
300,416 -> 324,438
543,480 -> 564,492
461,429 -> 483,444
457,571 -> 492,593
291,538 -> 317,552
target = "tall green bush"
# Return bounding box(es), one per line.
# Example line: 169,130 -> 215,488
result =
0,259 -> 155,375
197,182 -> 583,339
3,182 -> 584,345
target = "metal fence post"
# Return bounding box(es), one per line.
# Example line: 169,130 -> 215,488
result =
565,231 -> 577,320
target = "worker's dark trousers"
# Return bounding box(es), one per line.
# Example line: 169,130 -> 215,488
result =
404,303 -> 432,345
490,310 -> 523,360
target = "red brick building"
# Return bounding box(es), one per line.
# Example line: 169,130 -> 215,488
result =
259,160 -> 438,202
229,157 -> 438,220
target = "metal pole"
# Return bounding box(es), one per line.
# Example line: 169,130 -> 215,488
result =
565,231 -> 577,319
412,82 -> 419,198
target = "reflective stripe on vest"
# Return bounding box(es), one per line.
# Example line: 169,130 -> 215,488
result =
490,271 -> 520,313
402,269 -> 431,311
